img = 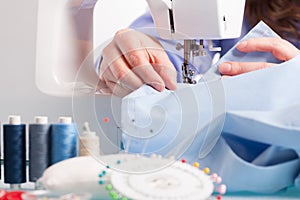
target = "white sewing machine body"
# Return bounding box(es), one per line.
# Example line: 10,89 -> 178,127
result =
147,0 -> 246,40
147,0 -> 246,83
34,0 -> 246,93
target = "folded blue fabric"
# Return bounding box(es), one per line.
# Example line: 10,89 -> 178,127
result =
121,21 -> 300,193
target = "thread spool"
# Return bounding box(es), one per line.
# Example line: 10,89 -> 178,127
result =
51,117 -> 78,165
79,122 -> 100,156
3,115 -> 26,189
29,116 -> 51,184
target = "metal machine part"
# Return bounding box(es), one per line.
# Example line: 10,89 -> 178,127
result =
176,40 -> 207,83
177,39 -> 222,83
146,0 -> 246,83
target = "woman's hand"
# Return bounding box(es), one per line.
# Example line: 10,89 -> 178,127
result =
98,28 -> 177,97
219,37 -> 300,76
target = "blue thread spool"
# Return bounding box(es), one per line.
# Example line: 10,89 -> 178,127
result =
29,116 -> 51,184
51,117 -> 78,165
3,115 -> 26,189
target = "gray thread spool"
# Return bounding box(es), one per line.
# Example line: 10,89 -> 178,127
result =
29,116 -> 51,187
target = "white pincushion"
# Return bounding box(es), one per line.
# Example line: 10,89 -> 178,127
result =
38,154 -> 214,199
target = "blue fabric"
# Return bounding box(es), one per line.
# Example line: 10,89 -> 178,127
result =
121,20 -> 300,193
207,21 -> 300,193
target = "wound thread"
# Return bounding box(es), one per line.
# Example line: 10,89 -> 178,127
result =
79,122 -> 100,156
51,117 -> 78,165
29,116 -> 51,182
3,116 -> 26,185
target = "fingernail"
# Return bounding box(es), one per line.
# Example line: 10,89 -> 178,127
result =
150,82 -> 165,92
220,63 -> 231,73
166,84 -> 177,91
237,41 -> 247,49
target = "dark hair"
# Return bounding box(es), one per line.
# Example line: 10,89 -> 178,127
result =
245,0 -> 300,40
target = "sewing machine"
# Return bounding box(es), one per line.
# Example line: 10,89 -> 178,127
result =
32,0 -> 246,155
147,0 -> 246,83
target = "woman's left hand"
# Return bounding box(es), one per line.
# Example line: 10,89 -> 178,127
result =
218,37 -> 300,76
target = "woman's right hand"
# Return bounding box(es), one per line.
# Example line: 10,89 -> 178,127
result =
98,28 -> 177,97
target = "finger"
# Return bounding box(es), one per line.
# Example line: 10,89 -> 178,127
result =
152,63 -> 177,90
219,61 -> 276,75
131,63 -> 166,91
105,80 -> 132,97
113,29 -> 152,67
99,59 -> 109,79
148,48 -> 177,90
114,28 -> 163,56
114,29 -> 167,91
105,56 -> 144,91
101,61 -> 138,95
237,37 -> 300,61
101,61 -> 133,97
102,42 -> 144,91
100,63 -> 116,84
101,41 -> 123,69
103,70 -> 135,97
221,75 -> 231,79
120,49 -> 166,91
97,59 -> 112,94
96,78 -> 112,94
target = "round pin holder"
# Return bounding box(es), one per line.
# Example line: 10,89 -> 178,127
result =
111,162 -> 213,200
96,154 -> 223,200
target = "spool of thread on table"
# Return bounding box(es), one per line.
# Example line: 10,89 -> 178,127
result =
51,117 -> 78,165
3,115 -> 26,189
29,116 -> 51,184
79,122 -> 100,156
